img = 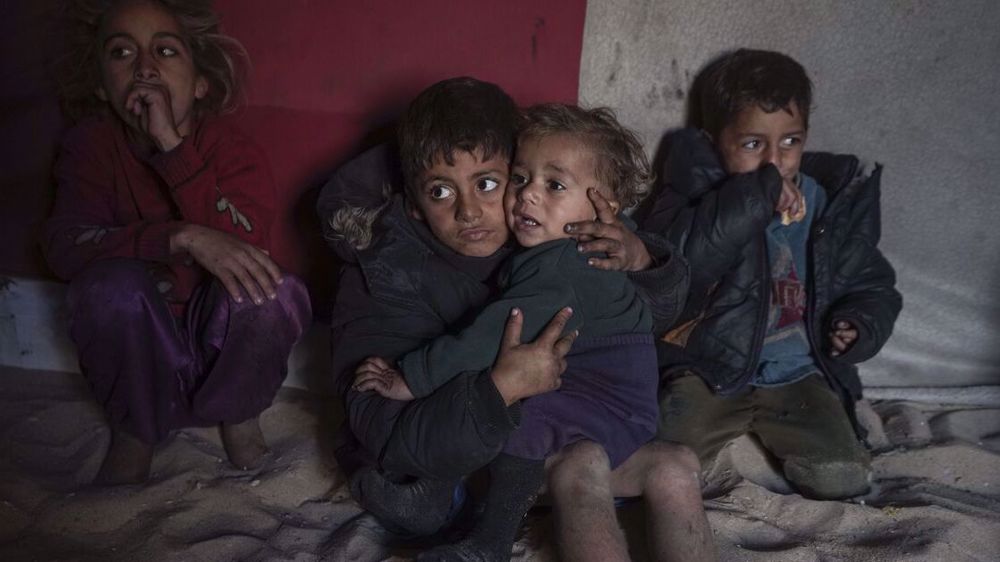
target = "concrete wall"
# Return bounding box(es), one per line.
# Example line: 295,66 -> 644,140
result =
579,0 -> 1000,388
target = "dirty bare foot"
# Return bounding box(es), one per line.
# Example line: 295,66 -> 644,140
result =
94,427 -> 153,485
221,416 -> 269,469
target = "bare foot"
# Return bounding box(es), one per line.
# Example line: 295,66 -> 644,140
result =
221,416 -> 269,469
94,427 -> 153,486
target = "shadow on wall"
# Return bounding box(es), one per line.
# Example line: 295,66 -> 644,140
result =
631,52 -> 725,224
0,2 -> 67,279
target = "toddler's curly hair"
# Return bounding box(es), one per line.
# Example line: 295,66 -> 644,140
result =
520,103 -> 652,209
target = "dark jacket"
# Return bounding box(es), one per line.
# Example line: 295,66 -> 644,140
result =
399,237 -> 652,398
638,129 -> 902,433
318,143 -> 689,479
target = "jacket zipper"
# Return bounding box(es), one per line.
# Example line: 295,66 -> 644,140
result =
733,232 -> 771,390
804,187 -> 868,441
805,222 -> 829,380
806,179 -> 848,383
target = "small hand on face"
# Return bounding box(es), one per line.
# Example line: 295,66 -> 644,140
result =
125,83 -> 183,152
776,176 -> 803,216
352,356 -> 415,401
564,188 -> 651,272
829,320 -> 858,357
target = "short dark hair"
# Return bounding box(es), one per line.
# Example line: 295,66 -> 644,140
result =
397,77 -> 520,194
698,49 -> 813,139
57,0 -> 250,121
520,103 -> 652,209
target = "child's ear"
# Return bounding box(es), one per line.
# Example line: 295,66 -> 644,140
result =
194,76 -> 208,100
95,86 -> 108,102
405,197 -> 424,221
609,200 -> 621,214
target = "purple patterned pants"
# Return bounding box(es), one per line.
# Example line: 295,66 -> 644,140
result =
66,259 -> 311,444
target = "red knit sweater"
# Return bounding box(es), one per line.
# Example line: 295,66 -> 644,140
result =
43,114 -> 276,310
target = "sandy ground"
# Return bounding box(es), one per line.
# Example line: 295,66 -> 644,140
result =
1,367 -> 999,562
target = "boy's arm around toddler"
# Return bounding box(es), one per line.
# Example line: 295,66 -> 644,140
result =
629,230 -> 690,334
319,148 -> 520,479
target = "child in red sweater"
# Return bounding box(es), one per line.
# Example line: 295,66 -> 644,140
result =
43,0 -> 310,485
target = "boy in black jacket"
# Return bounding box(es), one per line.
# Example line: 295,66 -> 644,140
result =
321,78 -> 712,561
641,49 -> 902,500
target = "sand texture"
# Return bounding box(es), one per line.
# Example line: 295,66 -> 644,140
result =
2,368 -> 999,561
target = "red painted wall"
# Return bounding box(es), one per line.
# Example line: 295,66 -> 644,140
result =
0,0 -> 586,313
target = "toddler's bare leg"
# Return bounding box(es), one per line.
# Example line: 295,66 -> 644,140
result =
610,441 -> 715,562
546,441 -> 628,562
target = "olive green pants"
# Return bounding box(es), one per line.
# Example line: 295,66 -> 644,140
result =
659,373 -> 871,499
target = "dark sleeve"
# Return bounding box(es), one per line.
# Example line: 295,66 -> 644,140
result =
824,167 -> 902,363
330,265 -> 443,397
397,247 -> 583,398
628,230 -> 690,334
827,249 -> 901,363
147,125 -> 274,250
378,370 -> 519,479
43,126 -> 180,279
672,169 -> 781,290
332,264 -> 517,477
637,129 -> 783,318
43,124 -> 275,281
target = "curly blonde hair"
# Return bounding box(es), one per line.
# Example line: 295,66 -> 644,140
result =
56,0 -> 249,121
519,103 -> 653,209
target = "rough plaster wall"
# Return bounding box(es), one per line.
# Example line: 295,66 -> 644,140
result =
579,1 -> 1000,388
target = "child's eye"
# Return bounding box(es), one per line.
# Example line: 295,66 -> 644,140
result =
510,173 -> 528,187
740,139 -> 761,151
108,46 -> 134,59
429,185 -> 454,200
547,180 -> 567,192
780,136 -> 802,148
477,178 -> 500,192
157,46 -> 179,57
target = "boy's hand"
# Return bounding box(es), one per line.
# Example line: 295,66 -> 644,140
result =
829,320 -> 858,357
565,188 -> 652,272
776,176 -> 803,217
491,307 -> 578,406
171,224 -> 283,305
125,83 -> 183,152
353,357 -> 415,401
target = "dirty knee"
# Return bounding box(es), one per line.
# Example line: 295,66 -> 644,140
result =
648,441 -> 701,474
229,274 -> 310,332
548,441 -> 610,496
